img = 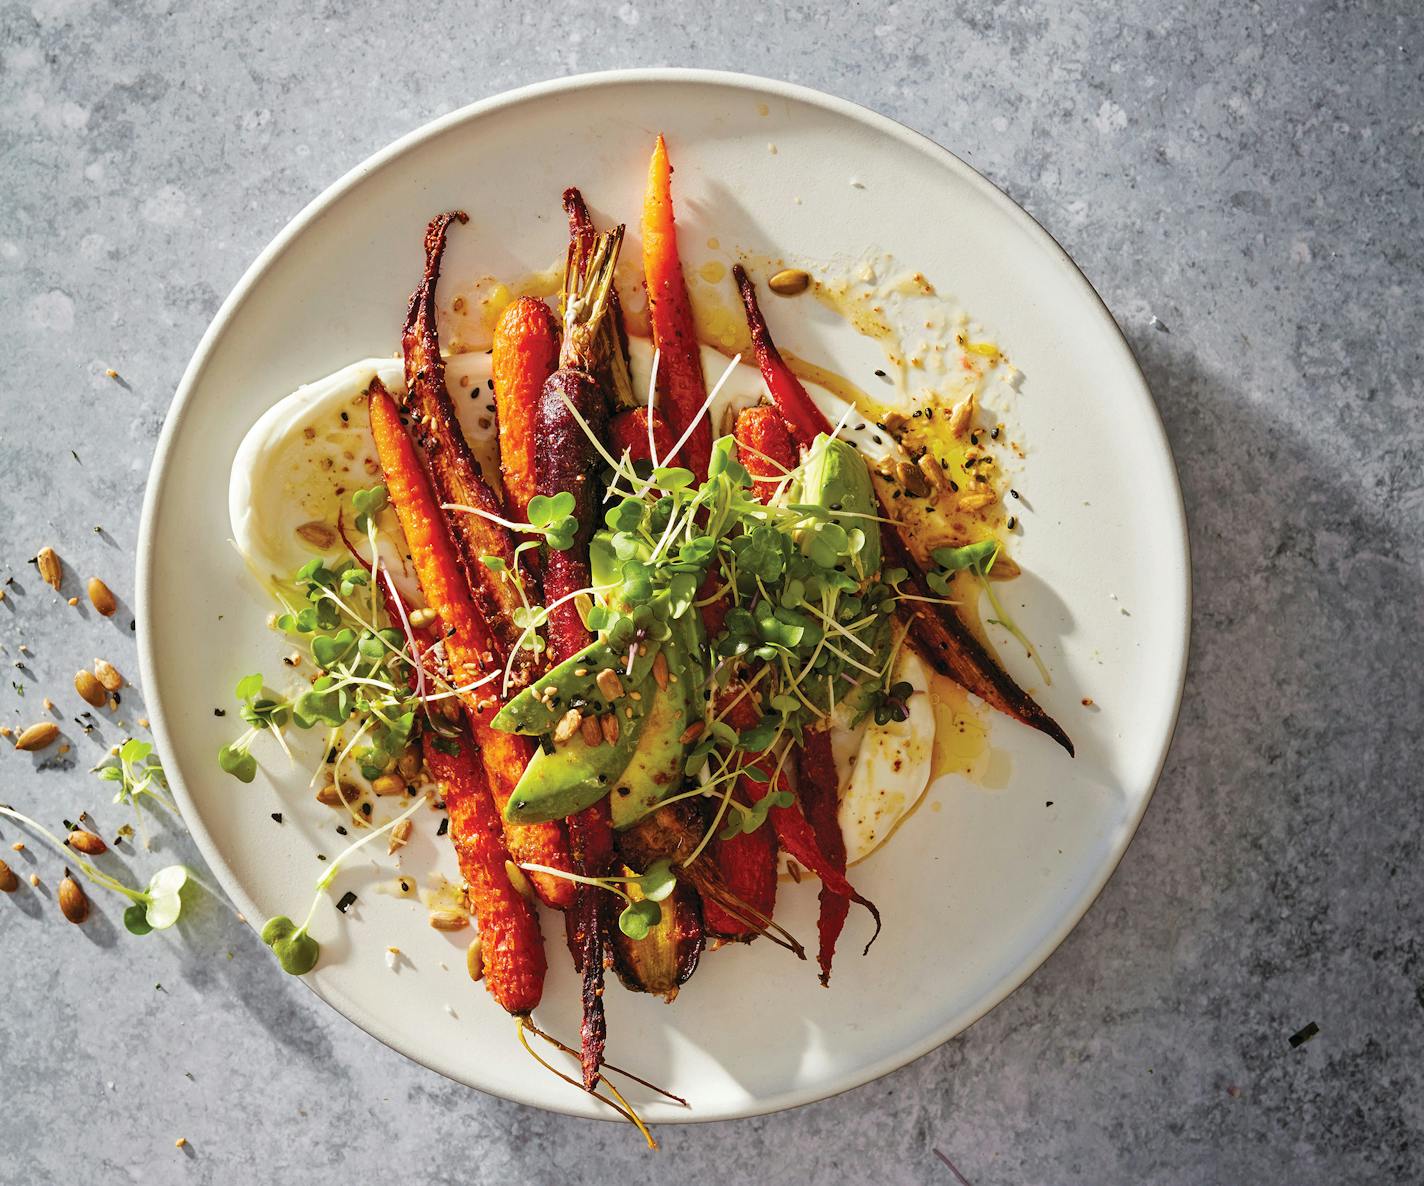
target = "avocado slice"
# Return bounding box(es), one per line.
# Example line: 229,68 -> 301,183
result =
492,636 -> 660,736
796,433 -> 881,578
502,687 -> 654,824
611,610 -> 705,830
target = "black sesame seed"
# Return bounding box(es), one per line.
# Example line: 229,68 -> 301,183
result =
317,854 -> 327,861
271,812 -> 283,824
1007,516 -> 1017,530
990,426 -> 1000,439
214,708 -> 226,717
360,803 -> 372,817
336,891 -> 357,914
336,825 -> 348,836
437,817 -> 449,836
1009,489 -> 1020,500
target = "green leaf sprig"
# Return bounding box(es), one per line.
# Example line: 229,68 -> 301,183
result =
219,485 -> 469,795
930,539 -> 1051,685
93,737 -> 177,848
518,858 -> 677,940
0,803 -> 190,934
261,793 -> 428,975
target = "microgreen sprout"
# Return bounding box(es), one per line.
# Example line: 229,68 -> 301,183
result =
931,540 -> 1050,684
519,858 -> 678,940
220,483 -> 470,792
93,737 -> 176,848
444,490 -> 578,552
0,804 -> 190,934
261,793 -> 428,975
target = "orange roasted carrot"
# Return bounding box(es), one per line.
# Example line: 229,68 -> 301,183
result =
426,723 -> 546,1015
492,296 -> 560,524
642,135 -> 711,480
402,212 -> 536,692
368,378 -> 575,910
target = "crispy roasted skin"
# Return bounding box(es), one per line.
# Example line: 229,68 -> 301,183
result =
733,264 -> 1074,756
702,689 -> 779,940
735,404 -> 798,503
425,723 -> 547,1015
492,296 -> 561,524
609,876 -> 703,1001
367,378 -> 574,910
564,187 -> 636,410
642,135 -> 711,479
536,359 -> 614,1088
402,212 -> 536,692
798,729 -> 854,986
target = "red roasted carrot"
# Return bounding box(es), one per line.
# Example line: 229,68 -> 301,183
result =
492,296 -> 561,524
733,264 -> 1074,756
403,212 -> 537,692
732,263 -> 829,449
608,406 -> 677,466
734,404 -> 798,503
368,378 -> 575,910
425,724 -> 547,1015
697,408 -> 802,938
798,728 -> 853,986
702,689 -> 779,940
642,135 -> 711,480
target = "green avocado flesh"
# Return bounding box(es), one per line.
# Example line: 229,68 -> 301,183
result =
799,433 -> 881,578
501,678 -> 654,824
610,616 -> 702,830
491,637 -> 660,736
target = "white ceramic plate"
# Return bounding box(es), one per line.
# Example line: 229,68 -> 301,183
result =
138,69 -> 1189,1123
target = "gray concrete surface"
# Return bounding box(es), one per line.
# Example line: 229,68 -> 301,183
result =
1,2 -> 1420,1183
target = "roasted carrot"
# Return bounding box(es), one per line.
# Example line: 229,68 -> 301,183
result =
609,875 -> 704,1001
402,212 -> 536,692
609,406 -> 677,467
564,187 -> 636,411
492,296 -> 560,524
696,411 -> 802,939
733,264 -> 1074,756
425,724 -> 547,1015
537,370 -> 608,662
798,728 -> 854,986
734,404 -> 798,503
702,690 -> 778,940
368,378 -> 574,910
537,369 -> 614,1087
642,135 -> 711,480
616,802 -> 796,959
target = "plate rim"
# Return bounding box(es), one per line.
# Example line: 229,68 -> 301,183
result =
136,66 -> 1191,1123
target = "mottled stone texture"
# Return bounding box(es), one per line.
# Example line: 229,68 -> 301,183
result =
1,2 -> 1420,1183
